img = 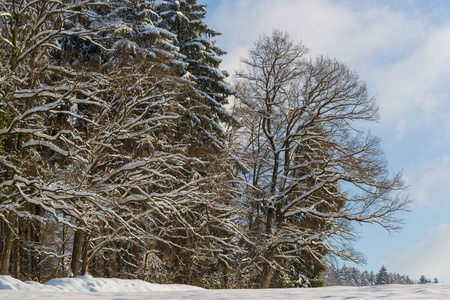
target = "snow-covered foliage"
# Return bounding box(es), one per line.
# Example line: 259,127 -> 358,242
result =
324,265 -> 415,286
156,0 -> 238,148
0,0 -> 238,285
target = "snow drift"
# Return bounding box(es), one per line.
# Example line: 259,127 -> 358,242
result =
1,275 -> 450,300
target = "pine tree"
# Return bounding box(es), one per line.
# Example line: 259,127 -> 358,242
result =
361,270 -> 371,286
58,0 -> 238,281
376,265 -> 390,285
153,1 -> 240,286
419,275 -> 431,284
156,0 -> 237,148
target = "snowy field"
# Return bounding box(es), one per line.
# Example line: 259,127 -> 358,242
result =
1,275 -> 449,300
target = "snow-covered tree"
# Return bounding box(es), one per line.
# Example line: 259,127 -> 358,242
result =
419,275 -> 431,284
233,30 -> 409,288
155,0 -> 237,148
0,0 -> 238,282
0,0 -> 105,277
59,1 -> 239,281
324,266 -> 414,286
361,270 -> 371,286
153,0 -> 241,286
376,266 -> 390,285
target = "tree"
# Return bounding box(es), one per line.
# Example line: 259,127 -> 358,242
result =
233,29 -> 409,288
0,0 -> 102,278
376,265 -> 389,285
361,270 -> 371,286
0,0 -> 238,283
154,0 -> 241,286
419,275 -> 431,284
156,0 -> 238,147
59,1 -> 238,283
324,265 -> 414,286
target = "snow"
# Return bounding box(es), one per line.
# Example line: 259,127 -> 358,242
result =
1,275 -> 449,300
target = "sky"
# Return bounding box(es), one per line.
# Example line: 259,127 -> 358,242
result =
202,0 -> 450,282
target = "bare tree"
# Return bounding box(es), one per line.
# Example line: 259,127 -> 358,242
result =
233,30 -> 409,288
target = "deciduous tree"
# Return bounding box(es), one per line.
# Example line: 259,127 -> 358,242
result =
233,30 -> 409,288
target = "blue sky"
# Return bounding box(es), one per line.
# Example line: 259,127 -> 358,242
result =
202,0 -> 450,282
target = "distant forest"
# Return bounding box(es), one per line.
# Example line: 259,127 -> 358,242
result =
324,265 -> 438,287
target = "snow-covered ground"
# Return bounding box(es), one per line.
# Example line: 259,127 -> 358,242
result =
1,275 -> 449,299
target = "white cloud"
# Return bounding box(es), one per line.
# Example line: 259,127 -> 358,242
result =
371,26 -> 450,134
383,224 -> 450,282
209,0 -> 450,137
403,155 -> 450,207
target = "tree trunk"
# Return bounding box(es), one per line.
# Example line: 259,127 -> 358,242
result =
259,249 -> 275,289
60,224 -> 66,277
185,234 -> 195,285
70,229 -> 83,277
13,233 -> 20,278
0,216 -> 16,275
31,205 -> 41,281
80,234 -> 90,275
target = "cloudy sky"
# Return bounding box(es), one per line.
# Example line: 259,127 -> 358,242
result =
203,0 -> 450,282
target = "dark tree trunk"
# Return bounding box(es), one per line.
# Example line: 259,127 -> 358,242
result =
31,205 -> 41,281
0,216 -> 16,275
13,233 -> 20,278
80,234 -> 90,275
259,249 -> 275,289
71,229 -> 83,277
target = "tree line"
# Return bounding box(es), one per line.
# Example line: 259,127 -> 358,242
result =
0,0 -> 409,289
324,265 -> 438,287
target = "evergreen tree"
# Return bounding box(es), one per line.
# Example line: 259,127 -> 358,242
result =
154,0 -> 240,286
368,271 -> 376,286
324,266 -> 415,287
419,275 -> 431,284
156,0 -> 237,148
58,0 -> 238,283
376,266 -> 390,285
361,270 -> 371,286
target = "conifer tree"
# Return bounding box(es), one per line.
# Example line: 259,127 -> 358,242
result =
154,1 -> 240,286
58,0 -> 238,281
155,0 -> 237,148
419,275 -> 431,284
376,265 -> 390,285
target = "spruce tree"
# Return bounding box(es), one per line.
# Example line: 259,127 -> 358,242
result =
156,0 -> 237,148
376,265 -> 390,285
154,1 -> 239,286
419,275 -> 431,284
